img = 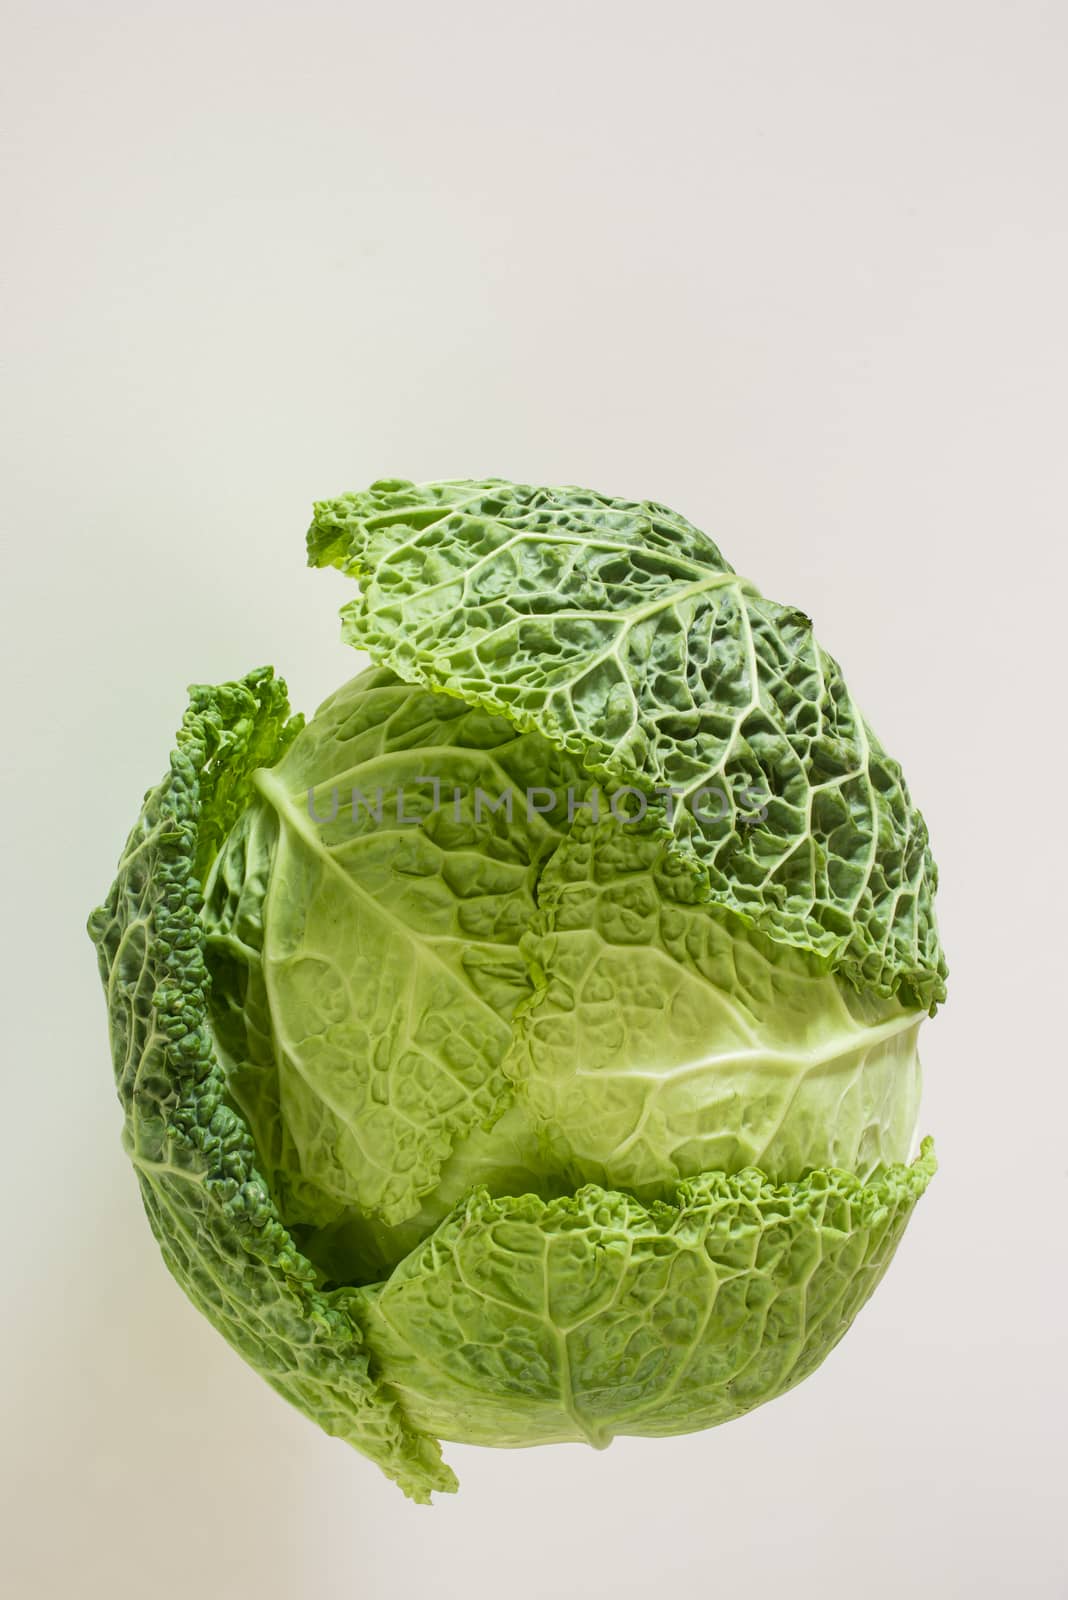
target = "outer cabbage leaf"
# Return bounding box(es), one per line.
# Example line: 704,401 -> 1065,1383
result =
357,1142 -> 936,1449
308,478 -> 946,1011
87,669 -> 458,1502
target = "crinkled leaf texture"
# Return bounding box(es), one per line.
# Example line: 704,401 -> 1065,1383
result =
90,480 -> 943,1501
309,479 -> 947,1012
358,1149 -> 935,1450
88,672 -> 456,1501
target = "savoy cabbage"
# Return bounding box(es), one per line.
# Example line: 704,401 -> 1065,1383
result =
89,478 -> 944,1499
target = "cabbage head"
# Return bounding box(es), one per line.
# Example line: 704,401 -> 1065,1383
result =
89,479 -> 945,1500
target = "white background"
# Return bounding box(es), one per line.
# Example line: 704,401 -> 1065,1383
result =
3,4 -> 1066,1597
